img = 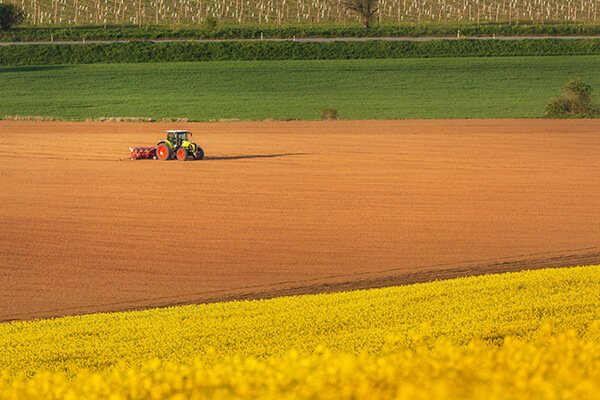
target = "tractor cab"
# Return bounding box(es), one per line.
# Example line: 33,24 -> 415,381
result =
156,130 -> 204,161
167,130 -> 190,146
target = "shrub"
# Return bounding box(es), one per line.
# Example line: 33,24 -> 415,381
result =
321,107 -> 339,120
544,97 -> 572,117
544,78 -> 599,118
205,16 -> 218,31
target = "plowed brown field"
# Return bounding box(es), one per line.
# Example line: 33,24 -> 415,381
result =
1,119 -> 600,322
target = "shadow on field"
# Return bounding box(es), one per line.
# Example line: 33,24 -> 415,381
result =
205,153 -> 311,161
0,65 -> 71,73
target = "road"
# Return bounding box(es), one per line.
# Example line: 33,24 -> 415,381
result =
1,35 -> 599,45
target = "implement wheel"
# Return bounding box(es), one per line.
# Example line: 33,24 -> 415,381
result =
194,148 -> 204,160
156,143 -> 172,160
176,147 -> 188,161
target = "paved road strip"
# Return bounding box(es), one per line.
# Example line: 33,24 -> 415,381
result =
1,35 -> 599,45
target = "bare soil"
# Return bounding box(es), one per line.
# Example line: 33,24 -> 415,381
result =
1,119 -> 599,322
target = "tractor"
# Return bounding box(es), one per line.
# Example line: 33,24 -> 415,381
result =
156,130 -> 204,161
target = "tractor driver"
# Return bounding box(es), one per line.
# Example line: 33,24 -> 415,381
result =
167,132 -> 176,144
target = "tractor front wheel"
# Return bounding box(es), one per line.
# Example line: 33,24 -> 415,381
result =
176,147 -> 188,161
156,143 -> 172,160
194,148 -> 204,160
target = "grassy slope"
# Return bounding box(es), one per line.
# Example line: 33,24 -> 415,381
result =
2,55 -> 600,120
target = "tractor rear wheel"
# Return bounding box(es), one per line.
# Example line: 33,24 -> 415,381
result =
176,147 -> 188,161
194,148 -> 204,160
156,143 -> 172,160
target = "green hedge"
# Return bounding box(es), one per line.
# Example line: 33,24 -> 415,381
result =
2,39 -> 600,66
2,23 -> 600,42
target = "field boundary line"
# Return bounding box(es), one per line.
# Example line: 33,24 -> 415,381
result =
2,246 -> 599,323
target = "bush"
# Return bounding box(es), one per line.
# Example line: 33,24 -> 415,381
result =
321,107 -> 339,120
544,78 -> 600,118
205,16 -> 218,31
0,4 -> 25,32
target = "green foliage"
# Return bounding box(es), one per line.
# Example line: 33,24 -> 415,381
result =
205,16 -> 218,31
2,22 -> 600,42
0,4 -> 25,32
321,107 -> 339,120
544,96 -> 572,116
544,78 -> 599,117
1,56 -> 599,120
1,39 -> 600,66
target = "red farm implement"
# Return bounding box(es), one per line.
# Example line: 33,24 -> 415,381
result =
129,147 -> 157,160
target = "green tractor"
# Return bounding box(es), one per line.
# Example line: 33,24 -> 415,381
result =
156,130 -> 204,161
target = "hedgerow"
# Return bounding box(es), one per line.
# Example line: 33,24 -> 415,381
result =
1,38 -> 600,65
2,22 -> 600,42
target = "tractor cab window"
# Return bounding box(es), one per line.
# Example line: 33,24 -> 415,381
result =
167,133 -> 176,143
177,132 -> 188,142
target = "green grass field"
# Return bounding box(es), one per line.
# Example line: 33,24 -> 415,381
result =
2,55 -> 599,120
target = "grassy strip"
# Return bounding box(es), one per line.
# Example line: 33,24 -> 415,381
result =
2,39 -> 600,66
2,56 -> 599,120
2,22 -> 600,42
0,265 -> 599,399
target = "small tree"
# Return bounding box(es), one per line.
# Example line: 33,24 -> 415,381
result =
0,4 -> 25,32
342,0 -> 378,29
544,78 -> 599,118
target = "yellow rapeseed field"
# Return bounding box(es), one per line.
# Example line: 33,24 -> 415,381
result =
1,265 -> 599,399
